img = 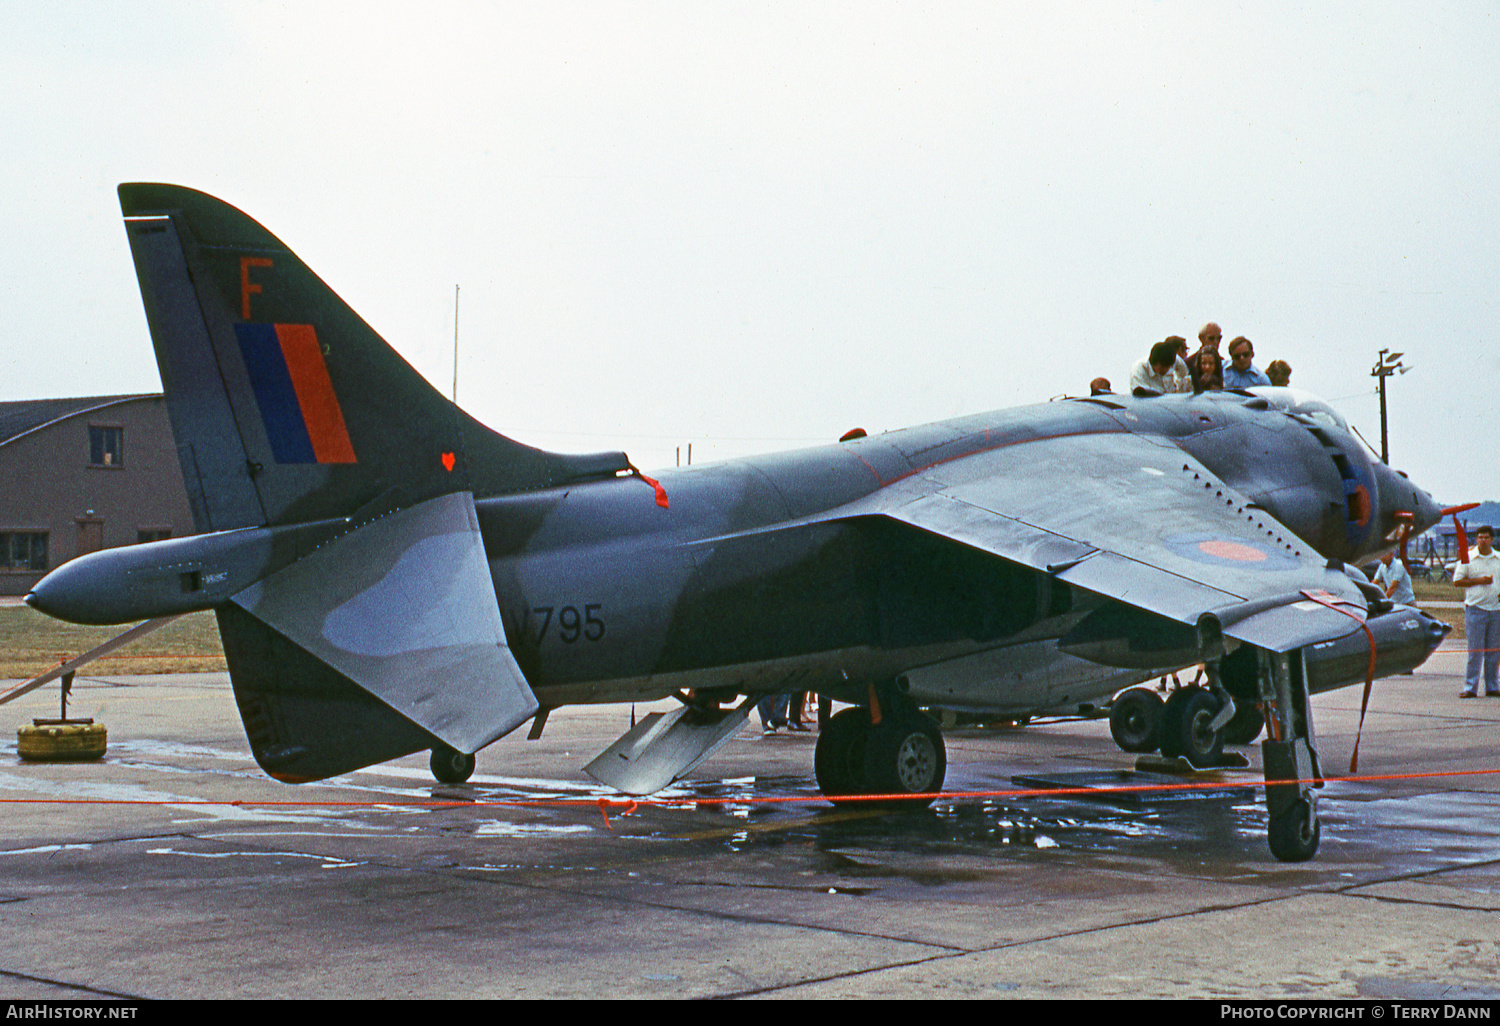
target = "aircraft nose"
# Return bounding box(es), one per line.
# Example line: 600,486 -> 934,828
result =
1392,470 -> 1444,535
1375,462 -> 1443,536
1412,486 -> 1444,533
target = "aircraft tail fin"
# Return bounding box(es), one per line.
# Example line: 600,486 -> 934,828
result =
115,184 -> 570,779
119,183 -> 628,532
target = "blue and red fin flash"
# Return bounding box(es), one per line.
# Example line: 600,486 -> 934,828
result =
234,323 -> 357,464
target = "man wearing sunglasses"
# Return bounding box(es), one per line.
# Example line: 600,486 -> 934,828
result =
1222,336 -> 1272,389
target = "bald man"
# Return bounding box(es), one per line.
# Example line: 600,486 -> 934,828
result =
1188,322 -> 1223,392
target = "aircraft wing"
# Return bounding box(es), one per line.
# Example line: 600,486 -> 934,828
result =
867,429 -> 1368,652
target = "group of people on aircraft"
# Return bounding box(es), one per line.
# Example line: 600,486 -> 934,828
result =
1091,322 -> 1291,397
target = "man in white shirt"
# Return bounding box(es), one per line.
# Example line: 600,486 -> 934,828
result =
1374,551 -> 1416,605
1164,336 -> 1193,393
1129,340 -> 1185,396
1452,525 -> 1500,697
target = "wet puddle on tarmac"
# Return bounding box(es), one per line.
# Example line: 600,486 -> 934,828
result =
7,732 -> 1500,885
575,769 -> 1500,884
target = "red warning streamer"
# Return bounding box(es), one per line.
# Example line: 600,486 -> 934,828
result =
1299,588 -> 1377,774
627,463 -> 669,509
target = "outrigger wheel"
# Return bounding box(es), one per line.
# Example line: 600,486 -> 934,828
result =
430,744 -> 476,784
1258,648 -> 1323,862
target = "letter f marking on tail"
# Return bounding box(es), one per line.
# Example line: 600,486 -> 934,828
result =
241,257 -> 273,320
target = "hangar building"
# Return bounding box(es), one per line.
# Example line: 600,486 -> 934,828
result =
0,394 -> 194,597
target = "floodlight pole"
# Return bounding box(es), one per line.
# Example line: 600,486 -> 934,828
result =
1370,348 -> 1408,465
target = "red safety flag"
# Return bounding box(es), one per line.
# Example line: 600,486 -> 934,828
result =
1300,589 -> 1376,774
628,464 -> 669,509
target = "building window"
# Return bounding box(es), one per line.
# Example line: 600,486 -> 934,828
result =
0,532 -> 48,571
137,528 -> 172,544
89,426 -> 124,467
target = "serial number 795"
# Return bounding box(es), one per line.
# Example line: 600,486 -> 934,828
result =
530,604 -> 604,644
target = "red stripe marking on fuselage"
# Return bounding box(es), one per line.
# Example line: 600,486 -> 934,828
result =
275,324 -> 356,464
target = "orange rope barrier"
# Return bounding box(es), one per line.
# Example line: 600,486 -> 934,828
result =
2,767 -> 1499,823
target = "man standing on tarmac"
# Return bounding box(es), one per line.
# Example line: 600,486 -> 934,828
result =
1453,525 -> 1500,697
1375,550 -> 1416,606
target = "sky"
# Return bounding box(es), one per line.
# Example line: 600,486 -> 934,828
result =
1,1 -> 1495,504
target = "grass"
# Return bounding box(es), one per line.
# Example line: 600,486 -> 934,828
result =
1413,579 -> 1467,638
0,606 -> 225,680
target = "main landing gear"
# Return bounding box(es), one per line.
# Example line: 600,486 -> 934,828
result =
815,687 -> 946,804
1109,653 -> 1266,760
1108,681 -> 1242,766
1108,687 -> 1165,753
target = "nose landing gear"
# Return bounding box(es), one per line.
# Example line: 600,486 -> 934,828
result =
1257,648 -> 1322,862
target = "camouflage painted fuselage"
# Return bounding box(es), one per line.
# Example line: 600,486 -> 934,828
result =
483,388 -> 1437,710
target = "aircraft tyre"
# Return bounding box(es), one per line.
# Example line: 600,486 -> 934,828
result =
1267,799 -> 1321,862
1157,686 -> 1224,767
1222,700 -> 1265,746
862,712 -> 946,804
1108,689 -> 1163,753
430,745 -> 476,784
815,708 -> 871,802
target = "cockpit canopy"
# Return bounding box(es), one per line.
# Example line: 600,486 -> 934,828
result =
1245,386 -> 1350,431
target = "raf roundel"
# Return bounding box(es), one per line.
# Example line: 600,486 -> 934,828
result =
1198,540 -> 1266,562
1164,532 -> 1302,572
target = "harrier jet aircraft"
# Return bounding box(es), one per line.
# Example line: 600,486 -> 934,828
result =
19,185 -> 1449,862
